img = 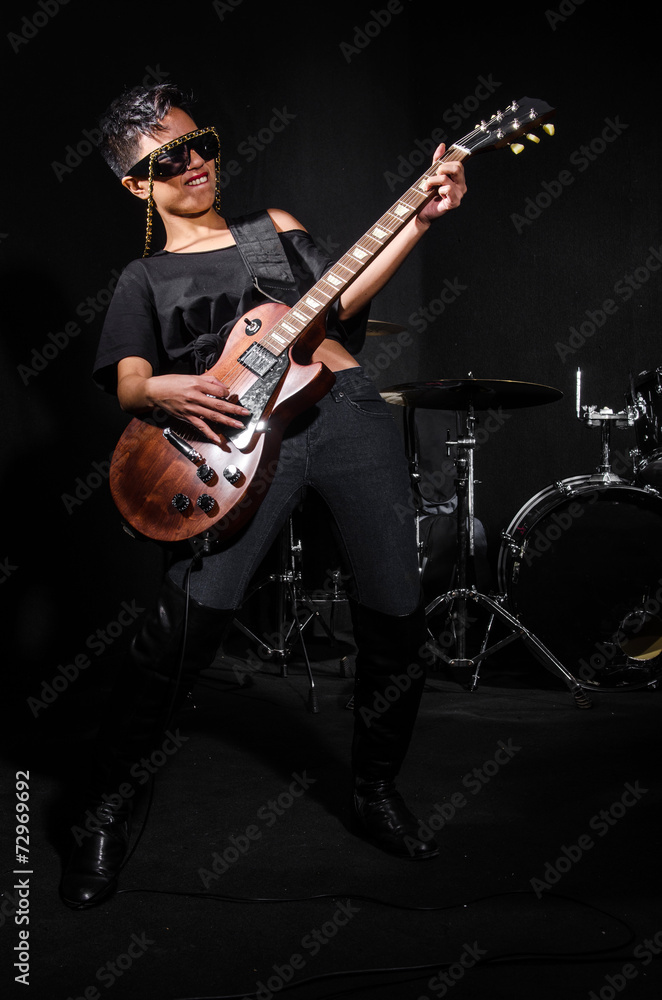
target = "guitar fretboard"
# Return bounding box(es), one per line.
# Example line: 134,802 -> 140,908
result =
257,146 -> 470,357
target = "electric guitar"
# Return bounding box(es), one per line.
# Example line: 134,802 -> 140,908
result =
109,97 -> 555,544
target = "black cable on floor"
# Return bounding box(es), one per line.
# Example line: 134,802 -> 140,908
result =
112,884 -> 641,1000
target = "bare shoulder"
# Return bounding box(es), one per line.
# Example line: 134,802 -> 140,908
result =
267,208 -> 308,233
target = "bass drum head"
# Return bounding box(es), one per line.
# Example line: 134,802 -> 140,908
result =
498,477 -> 662,688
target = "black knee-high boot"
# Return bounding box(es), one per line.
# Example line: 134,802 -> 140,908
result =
349,600 -> 438,860
59,576 -> 231,909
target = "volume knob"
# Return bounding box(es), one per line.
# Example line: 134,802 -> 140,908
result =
196,493 -> 216,513
197,464 -> 215,483
171,493 -> 191,512
223,465 -> 241,484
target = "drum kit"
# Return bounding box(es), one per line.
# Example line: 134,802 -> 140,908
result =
232,316 -> 662,710
385,363 -> 662,706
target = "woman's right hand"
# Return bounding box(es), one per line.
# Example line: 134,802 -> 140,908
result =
117,357 -> 251,444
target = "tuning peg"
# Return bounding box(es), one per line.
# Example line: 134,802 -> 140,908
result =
543,123 -> 555,136
510,143 -> 525,154
526,133 -> 540,144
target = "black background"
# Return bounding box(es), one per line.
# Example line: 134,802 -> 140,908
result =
2,1 -> 658,716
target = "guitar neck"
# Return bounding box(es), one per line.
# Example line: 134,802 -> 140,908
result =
254,96 -> 556,356
258,145 -> 470,356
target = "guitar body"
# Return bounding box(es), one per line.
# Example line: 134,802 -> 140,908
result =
109,301 -> 334,544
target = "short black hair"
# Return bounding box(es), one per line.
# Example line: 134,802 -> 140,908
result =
98,83 -> 196,178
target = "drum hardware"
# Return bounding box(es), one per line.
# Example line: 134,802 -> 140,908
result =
502,363 -> 662,689
384,377 -> 592,708
575,367 -> 635,483
232,512 -> 351,713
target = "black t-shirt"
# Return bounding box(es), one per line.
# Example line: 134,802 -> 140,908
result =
93,228 -> 367,394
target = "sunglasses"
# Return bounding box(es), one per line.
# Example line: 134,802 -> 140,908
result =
128,126 -> 219,179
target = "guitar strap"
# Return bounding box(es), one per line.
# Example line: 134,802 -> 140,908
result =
227,210 -> 297,304
190,211 -> 297,374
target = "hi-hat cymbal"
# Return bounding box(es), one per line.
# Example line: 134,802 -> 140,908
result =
366,321 -> 406,336
381,378 -> 563,410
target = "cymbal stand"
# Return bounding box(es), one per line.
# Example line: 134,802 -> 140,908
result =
423,404 -> 591,708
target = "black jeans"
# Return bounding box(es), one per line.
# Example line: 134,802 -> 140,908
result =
167,368 -> 422,615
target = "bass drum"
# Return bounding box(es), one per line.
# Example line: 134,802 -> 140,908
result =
498,476 -> 662,687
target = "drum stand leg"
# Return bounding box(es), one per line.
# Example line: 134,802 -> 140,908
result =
425,407 -> 592,709
427,589 -> 591,707
232,519 -> 321,713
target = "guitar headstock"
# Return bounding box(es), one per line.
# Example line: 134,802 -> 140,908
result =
451,97 -> 556,157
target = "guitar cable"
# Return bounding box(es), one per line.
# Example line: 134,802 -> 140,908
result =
109,552 -> 202,880
109,883 -> 641,1000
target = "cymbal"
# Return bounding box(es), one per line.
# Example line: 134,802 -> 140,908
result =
381,378 -> 563,410
366,320 -> 406,336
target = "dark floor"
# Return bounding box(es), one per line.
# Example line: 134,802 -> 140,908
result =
3,609 -> 662,1000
